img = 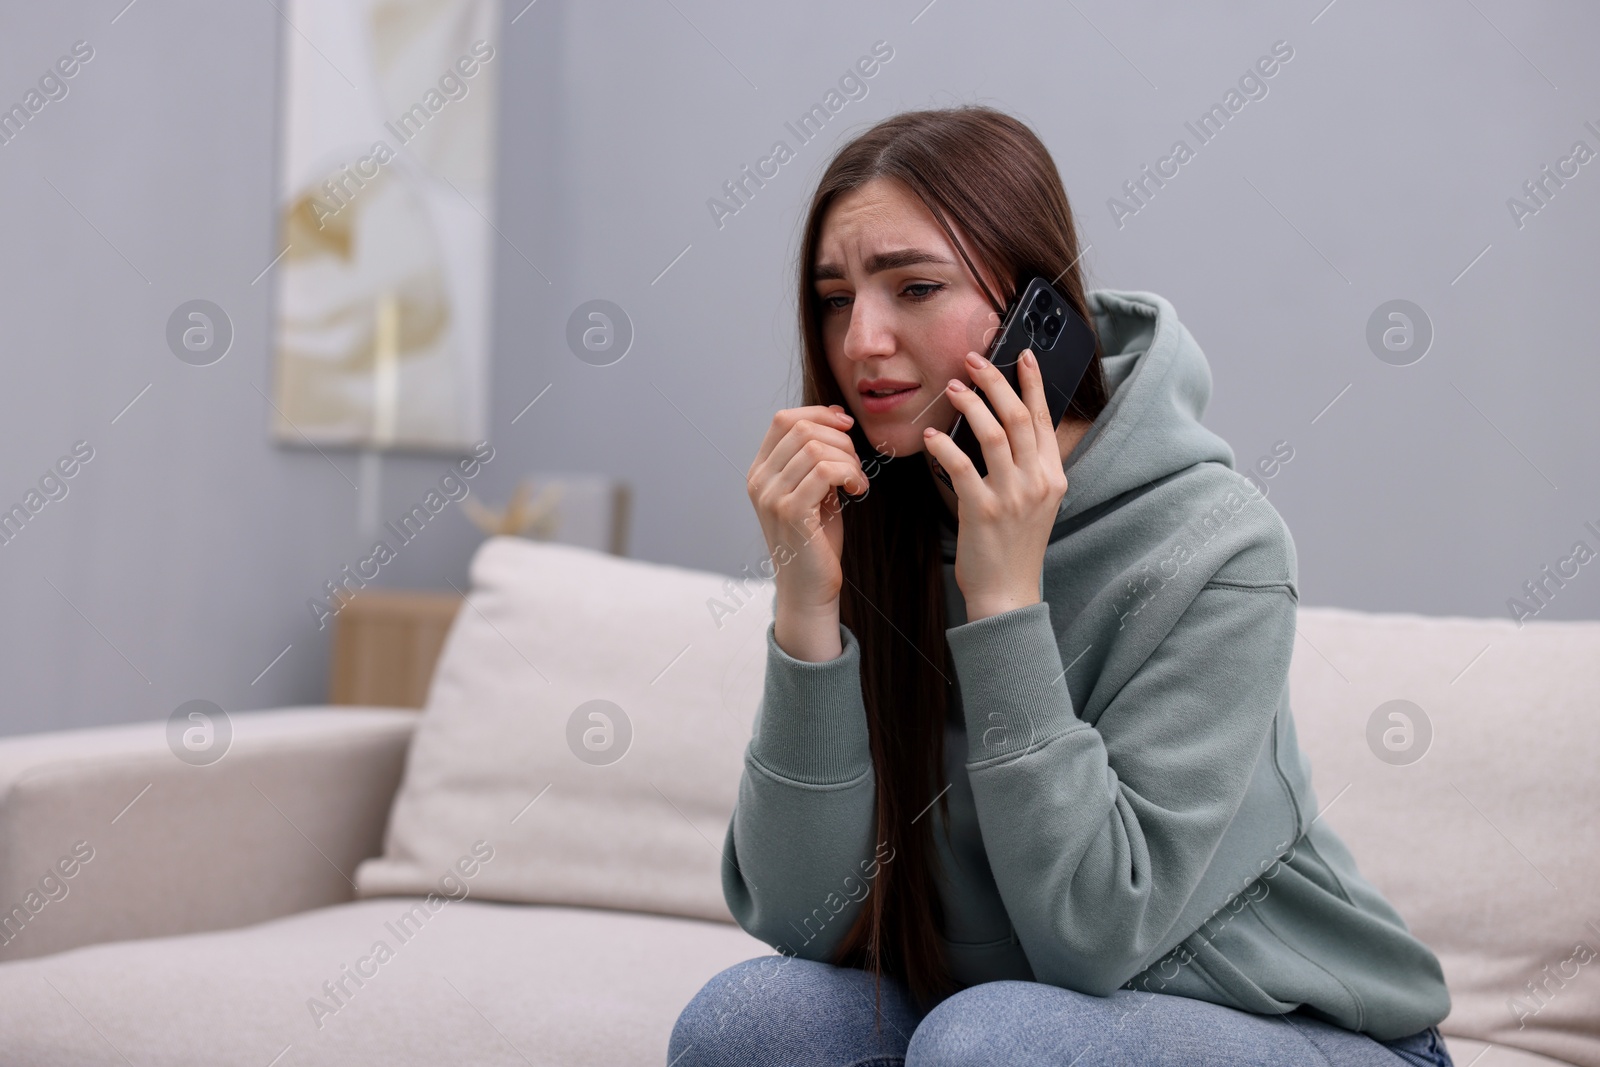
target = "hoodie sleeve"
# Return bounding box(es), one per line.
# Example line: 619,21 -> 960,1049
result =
719,620 -> 881,961
948,581 -> 1297,995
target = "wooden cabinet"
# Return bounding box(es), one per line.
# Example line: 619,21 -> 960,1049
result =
328,590 -> 463,708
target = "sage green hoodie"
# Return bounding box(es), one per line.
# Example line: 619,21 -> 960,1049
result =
721,288 -> 1450,1040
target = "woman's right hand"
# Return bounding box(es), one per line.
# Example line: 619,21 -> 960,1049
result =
748,404 -> 867,660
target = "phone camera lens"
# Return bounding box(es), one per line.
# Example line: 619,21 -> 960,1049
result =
1031,292 -> 1052,314
1025,311 -> 1041,334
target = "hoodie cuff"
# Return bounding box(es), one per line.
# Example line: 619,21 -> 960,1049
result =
748,621 -> 874,785
946,601 -> 1081,765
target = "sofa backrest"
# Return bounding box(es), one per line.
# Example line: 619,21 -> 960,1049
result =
1288,606 -> 1599,1067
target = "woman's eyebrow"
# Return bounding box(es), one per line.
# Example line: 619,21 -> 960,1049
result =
813,248 -> 953,281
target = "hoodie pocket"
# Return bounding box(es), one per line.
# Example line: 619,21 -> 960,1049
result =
939,929 -> 1036,986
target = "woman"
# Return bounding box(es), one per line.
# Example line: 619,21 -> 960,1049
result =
670,106 -> 1454,1066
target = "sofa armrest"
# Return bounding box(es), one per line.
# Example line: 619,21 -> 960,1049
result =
0,706 -> 418,963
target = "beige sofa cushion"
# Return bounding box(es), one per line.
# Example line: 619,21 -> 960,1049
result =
0,898 -> 768,1066
0,899 -> 1582,1067
1445,1037 -> 1582,1067
1289,607 -> 1600,1067
356,537 -> 772,924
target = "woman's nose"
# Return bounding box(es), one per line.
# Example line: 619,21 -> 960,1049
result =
842,296 -> 895,362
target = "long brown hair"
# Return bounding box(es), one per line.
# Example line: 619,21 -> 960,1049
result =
793,105 -> 1112,1014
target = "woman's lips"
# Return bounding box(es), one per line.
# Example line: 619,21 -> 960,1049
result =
860,385 -> 919,414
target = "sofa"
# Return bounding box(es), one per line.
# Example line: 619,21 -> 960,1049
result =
0,536 -> 1595,1066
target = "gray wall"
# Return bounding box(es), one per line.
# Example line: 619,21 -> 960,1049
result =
1,0 -> 1594,736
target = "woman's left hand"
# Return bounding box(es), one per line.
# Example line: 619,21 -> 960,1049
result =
924,348 -> 1069,622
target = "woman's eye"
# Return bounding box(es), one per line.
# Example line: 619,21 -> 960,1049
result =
822,294 -> 852,311
903,282 -> 944,301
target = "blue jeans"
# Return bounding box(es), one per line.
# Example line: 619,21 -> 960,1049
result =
668,956 -> 1455,1066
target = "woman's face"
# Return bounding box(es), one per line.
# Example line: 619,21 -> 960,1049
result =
814,177 -> 1006,459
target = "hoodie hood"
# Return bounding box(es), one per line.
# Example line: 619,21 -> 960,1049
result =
1055,289 -> 1236,525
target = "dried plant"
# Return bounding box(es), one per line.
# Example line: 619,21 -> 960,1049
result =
463,479 -> 564,539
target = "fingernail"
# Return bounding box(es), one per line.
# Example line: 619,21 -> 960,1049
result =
837,412 -> 853,423
948,379 -> 966,392
965,352 -> 985,368
923,426 -> 937,436
1024,350 -> 1036,367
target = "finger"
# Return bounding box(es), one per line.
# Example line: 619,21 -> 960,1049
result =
964,351 -> 1039,473
945,372 -> 1018,482
922,423 -> 983,500
756,406 -> 853,465
758,422 -> 864,495
1018,349 -> 1058,464
783,458 -> 869,531
753,406 -> 853,470
770,439 -> 868,504
764,420 -> 860,482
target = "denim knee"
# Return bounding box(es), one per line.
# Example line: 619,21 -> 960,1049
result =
669,956 -> 798,1066
669,954 -> 918,1067
906,981 -> 1105,1066
907,982 -> 1411,1067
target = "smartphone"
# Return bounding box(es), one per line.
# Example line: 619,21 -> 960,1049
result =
931,275 -> 1097,492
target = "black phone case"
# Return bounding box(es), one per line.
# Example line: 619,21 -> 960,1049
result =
932,276 -> 1097,491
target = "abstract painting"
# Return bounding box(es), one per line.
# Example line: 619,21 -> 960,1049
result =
271,0 -> 500,452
